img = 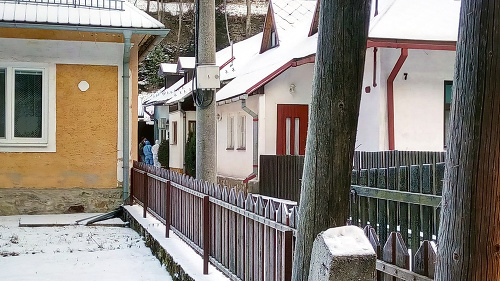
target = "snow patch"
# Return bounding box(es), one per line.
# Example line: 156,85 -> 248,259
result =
322,226 -> 375,257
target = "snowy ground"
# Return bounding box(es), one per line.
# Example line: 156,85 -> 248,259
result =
0,214 -> 173,281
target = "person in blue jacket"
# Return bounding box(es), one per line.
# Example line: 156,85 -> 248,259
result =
143,140 -> 154,165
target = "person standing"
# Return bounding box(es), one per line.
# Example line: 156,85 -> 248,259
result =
143,140 -> 154,165
139,137 -> 146,162
152,140 -> 160,167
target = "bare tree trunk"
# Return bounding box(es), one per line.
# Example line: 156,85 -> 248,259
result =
157,0 -> 163,22
176,0 -> 184,56
436,0 -> 500,279
146,0 -> 150,13
245,0 -> 251,37
291,1 -> 371,280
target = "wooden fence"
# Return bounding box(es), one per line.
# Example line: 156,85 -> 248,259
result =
260,151 -> 445,203
352,150 -> 446,171
259,155 -> 304,202
131,161 -> 298,281
350,162 -> 444,280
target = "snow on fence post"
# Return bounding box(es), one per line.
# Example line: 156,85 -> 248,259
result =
308,226 -> 376,281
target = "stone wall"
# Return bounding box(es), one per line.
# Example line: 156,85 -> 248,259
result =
0,188 -> 122,215
217,175 -> 259,194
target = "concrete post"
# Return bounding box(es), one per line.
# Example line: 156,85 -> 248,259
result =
308,226 -> 376,281
195,0 -> 217,184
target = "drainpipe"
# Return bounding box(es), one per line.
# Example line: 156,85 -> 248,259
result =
241,99 -> 258,183
387,48 -> 408,150
373,47 -> 378,87
178,102 -> 187,173
122,30 -> 132,201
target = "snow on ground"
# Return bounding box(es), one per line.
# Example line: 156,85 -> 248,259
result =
0,214 -> 173,281
127,0 -> 268,16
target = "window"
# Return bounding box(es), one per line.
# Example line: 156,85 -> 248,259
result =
171,121 -> 178,145
237,115 -> 246,150
444,81 -> 453,148
227,115 -> 234,149
0,66 -> 49,147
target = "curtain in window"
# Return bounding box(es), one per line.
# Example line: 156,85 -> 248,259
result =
14,70 -> 42,138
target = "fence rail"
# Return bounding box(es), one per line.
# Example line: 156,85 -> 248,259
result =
131,161 -> 297,281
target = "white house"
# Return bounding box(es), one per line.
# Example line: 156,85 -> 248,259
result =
214,0 -> 459,185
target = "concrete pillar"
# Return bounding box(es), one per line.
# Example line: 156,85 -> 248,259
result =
308,226 -> 376,281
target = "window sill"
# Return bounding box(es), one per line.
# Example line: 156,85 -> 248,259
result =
236,147 -> 246,151
226,147 -> 234,150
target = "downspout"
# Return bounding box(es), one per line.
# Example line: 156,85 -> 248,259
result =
387,48 -> 408,150
122,30 -> 132,201
373,47 -> 378,87
178,102 -> 187,173
241,99 -> 258,183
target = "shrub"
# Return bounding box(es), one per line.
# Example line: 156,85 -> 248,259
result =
158,139 -> 169,168
185,131 -> 196,176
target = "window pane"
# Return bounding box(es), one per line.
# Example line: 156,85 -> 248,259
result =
0,69 -> 5,138
15,70 -> 43,138
286,117 -> 291,155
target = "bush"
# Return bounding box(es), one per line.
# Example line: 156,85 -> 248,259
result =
158,139 -> 169,168
185,131 -> 196,176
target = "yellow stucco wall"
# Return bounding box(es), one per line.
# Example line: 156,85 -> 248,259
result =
0,64 -> 119,188
0,27 -> 124,43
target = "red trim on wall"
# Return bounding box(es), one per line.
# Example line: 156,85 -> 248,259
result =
387,48 -> 408,150
367,39 -> 456,51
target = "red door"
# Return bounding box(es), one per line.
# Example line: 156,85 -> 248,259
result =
277,104 -> 309,155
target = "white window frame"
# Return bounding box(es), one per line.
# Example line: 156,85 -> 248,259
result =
0,62 -> 55,152
227,115 -> 234,149
237,114 -> 246,150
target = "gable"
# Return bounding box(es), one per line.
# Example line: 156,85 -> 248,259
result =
308,0 -> 320,37
259,1 -> 279,54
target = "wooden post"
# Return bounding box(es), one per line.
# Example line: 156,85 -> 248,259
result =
203,195 -> 210,274
143,172 -> 148,218
165,180 -> 171,238
130,167 -> 134,206
284,230 -> 293,281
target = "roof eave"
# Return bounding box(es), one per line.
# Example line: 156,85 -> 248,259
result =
367,38 -> 457,51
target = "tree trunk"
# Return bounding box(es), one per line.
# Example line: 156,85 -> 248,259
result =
436,0 -> 500,279
176,0 -> 184,56
146,0 -> 150,13
245,0 -> 251,37
291,1 -> 371,281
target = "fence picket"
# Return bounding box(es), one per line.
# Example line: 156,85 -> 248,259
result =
413,240 -> 437,278
398,166 -> 410,247
387,167 -> 397,234
409,165 -> 421,255
359,169 -> 369,227
382,232 -> 410,281
421,165 -> 433,241
377,168 -> 388,247
236,191 -> 246,279
245,194 -> 255,281
265,199 -> 277,281
368,168 -> 378,228
255,196 -> 265,281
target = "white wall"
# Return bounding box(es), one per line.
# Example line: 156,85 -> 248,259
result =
216,96 -> 258,179
168,109 -> 195,170
262,63 -> 315,155
356,47 -> 384,151
384,48 -> 455,151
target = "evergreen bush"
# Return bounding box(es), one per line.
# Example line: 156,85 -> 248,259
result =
185,131 -> 196,176
158,139 -> 169,168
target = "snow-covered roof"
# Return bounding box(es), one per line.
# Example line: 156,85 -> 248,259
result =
0,0 -> 165,29
159,63 -> 178,76
369,0 -> 460,42
143,78 -> 185,106
177,57 -> 196,71
216,0 -> 316,102
272,0 -> 316,43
